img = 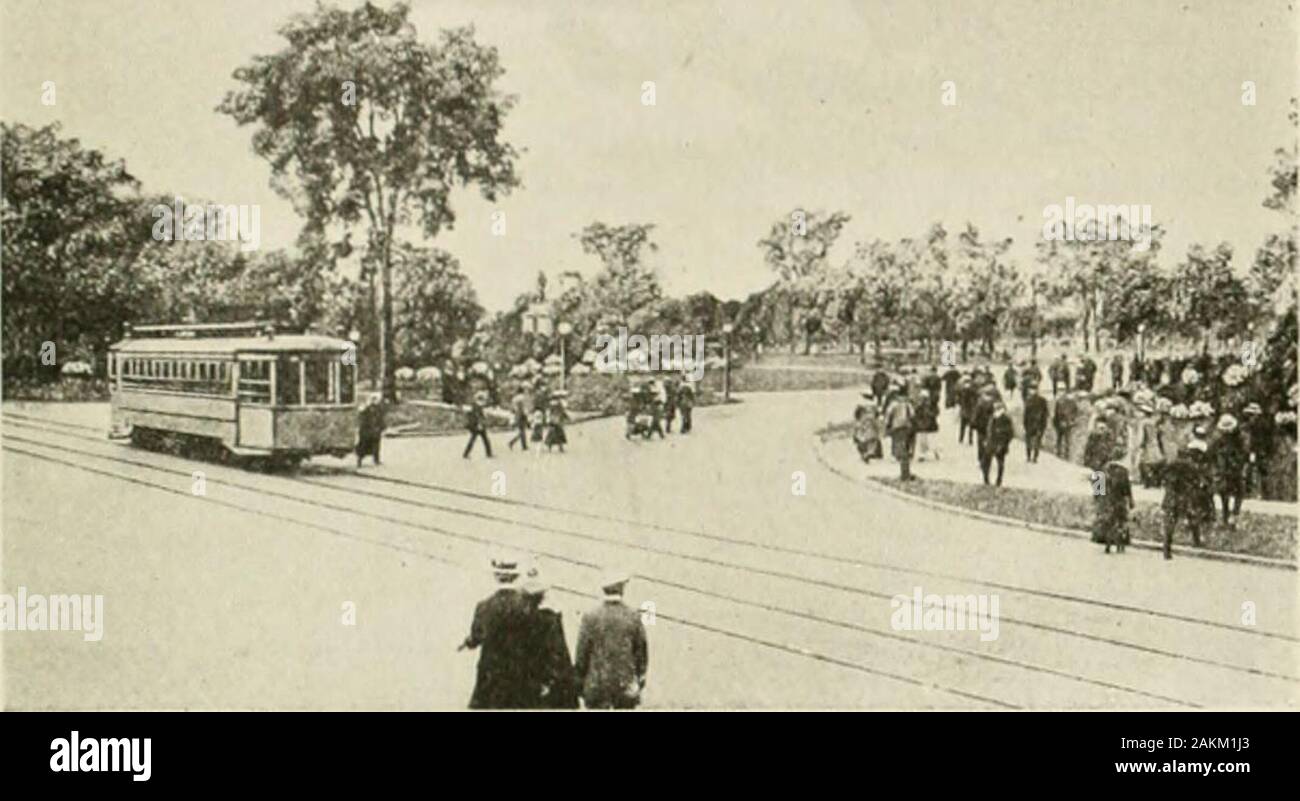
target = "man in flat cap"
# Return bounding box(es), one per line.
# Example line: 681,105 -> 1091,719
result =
574,572 -> 649,710
459,555 -> 532,709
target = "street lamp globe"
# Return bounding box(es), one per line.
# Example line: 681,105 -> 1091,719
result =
557,321 -> 573,336
722,323 -> 734,334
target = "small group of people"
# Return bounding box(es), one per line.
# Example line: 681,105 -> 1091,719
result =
1085,406 -> 1267,558
626,376 -> 694,439
953,366 -> 1016,486
460,556 -> 650,710
502,379 -> 569,456
853,366 -> 944,481
1085,421 -> 1224,560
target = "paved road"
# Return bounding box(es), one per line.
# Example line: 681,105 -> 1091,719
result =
2,393 -> 1297,709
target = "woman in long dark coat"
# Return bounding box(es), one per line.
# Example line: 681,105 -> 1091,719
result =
356,394 -> 384,467
545,394 -> 569,452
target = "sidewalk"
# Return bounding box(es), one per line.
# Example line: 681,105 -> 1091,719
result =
845,406 -> 1297,519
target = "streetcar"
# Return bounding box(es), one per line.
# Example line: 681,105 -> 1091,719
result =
107,321 -> 359,466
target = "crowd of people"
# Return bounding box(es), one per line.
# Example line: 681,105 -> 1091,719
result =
851,345 -> 1295,560
458,556 -> 650,710
852,363 -> 1016,486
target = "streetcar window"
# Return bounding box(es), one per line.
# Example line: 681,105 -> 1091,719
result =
304,358 -> 331,404
276,356 -> 302,406
340,363 -> 355,405
238,360 -> 272,404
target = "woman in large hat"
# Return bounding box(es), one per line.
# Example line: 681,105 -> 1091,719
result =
544,390 -> 570,452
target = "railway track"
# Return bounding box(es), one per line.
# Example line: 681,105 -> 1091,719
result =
6,410 -> 1298,708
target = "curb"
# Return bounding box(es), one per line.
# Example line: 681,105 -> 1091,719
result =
813,434 -> 1297,571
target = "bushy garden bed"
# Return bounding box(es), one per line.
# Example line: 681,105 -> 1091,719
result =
699,365 -> 869,394
3,377 -> 112,402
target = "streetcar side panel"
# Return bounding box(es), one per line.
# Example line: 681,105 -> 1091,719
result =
237,407 -> 276,449
273,407 -> 357,454
114,388 -> 238,443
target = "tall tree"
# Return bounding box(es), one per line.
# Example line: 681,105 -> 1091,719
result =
1038,215 -> 1162,352
951,224 -> 1017,356
1,122 -> 141,378
757,208 -> 850,353
1171,243 -> 1249,349
846,238 -> 916,358
574,222 -> 663,324
1253,97 -> 1299,318
391,244 -> 483,367
218,2 -> 520,400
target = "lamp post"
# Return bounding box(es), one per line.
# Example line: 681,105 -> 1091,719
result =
1137,322 -> 1146,364
557,321 -> 573,391
722,322 -> 734,403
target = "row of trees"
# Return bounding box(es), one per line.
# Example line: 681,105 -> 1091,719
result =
5,109 -> 1292,391
742,209 -> 1292,364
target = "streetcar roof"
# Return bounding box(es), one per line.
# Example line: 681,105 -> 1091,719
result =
109,334 -> 350,355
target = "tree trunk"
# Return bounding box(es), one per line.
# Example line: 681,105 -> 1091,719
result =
1094,292 -> 1104,354
378,236 -> 398,403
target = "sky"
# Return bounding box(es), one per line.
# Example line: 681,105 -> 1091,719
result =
2,0 -> 1296,311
